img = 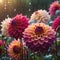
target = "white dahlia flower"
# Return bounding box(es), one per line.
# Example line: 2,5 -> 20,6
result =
1,17 -> 11,37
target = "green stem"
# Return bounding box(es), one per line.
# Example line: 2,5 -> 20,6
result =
34,52 -> 36,60
20,39 -> 24,60
42,53 -> 44,60
28,50 -> 30,60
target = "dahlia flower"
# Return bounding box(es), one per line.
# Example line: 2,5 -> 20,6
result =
1,18 -> 11,37
8,39 -> 23,60
49,1 -> 60,16
30,10 -> 50,24
8,14 -> 29,39
52,16 -> 60,31
23,23 -> 56,52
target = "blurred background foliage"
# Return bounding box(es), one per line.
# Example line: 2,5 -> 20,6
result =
0,0 -> 54,22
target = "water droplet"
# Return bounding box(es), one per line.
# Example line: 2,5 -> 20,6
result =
29,2 -> 31,5
7,15 -> 9,17
14,9 -> 16,12
29,9 -> 31,11
4,4 -> 7,7
4,7 -> 7,10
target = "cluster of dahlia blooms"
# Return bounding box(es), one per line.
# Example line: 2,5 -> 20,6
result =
30,10 -> 50,24
23,23 -> 56,52
0,8 -> 57,59
49,1 -> 60,16
1,18 -> 11,37
8,14 -> 29,39
0,14 -> 29,59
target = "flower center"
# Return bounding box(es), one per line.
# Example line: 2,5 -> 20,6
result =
11,19 -> 17,26
13,46 -> 20,54
55,6 -> 59,11
35,26 -> 44,35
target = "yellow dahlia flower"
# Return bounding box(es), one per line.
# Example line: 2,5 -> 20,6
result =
8,39 -> 21,60
1,18 -> 11,37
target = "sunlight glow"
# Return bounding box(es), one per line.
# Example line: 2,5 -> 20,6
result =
0,0 -> 3,3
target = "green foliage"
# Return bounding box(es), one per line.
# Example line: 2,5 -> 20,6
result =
0,46 -> 4,50
57,40 -> 60,46
31,0 -> 54,11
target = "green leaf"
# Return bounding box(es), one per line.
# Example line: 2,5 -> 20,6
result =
0,46 -> 4,49
57,40 -> 60,46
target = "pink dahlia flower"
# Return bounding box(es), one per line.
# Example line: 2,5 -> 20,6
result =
49,1 -> 60,16
23,23 -> 56,52
8,14 -> 29,39
52,16 -> 60,31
